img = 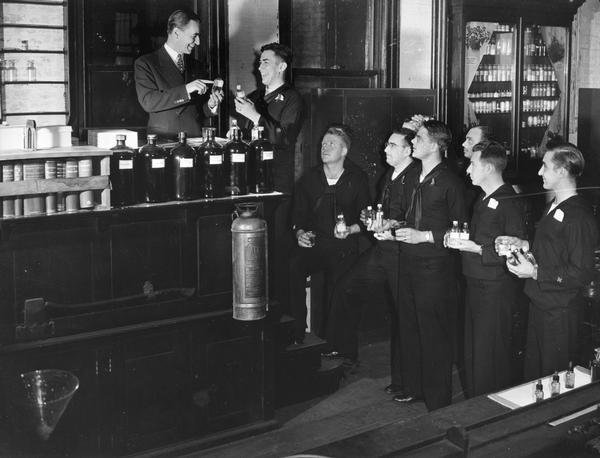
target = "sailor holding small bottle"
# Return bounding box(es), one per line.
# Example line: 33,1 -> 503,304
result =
445,140 -> 526,397
497,143 -> 598,380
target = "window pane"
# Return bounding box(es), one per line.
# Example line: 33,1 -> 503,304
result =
399,0 -> 432,88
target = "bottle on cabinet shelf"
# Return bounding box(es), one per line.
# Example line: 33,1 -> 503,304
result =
534,379 -> 544,402
198,127 -> 224,198
137,134 -> 169,203
170,131 -> 197,201
248,126 -> 274,193
27,60 -> 36,82
224,121 -> 248,196
110,134 -> 137,206
4,60 -> 16,82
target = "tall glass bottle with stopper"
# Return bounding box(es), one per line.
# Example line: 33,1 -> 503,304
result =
198,127 -> 224,198
170,131 -> 197,200
248,126 -> 274,193
137,134 -> 168,203
110,134 -> 136,206
224,120 -> 248,195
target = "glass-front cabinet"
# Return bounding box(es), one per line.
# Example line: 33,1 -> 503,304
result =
449,0 -> 581,183
464,22 -> 517,170
463,21 -> 568,178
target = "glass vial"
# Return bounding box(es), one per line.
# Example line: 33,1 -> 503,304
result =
27,60 -> 36,82
5,60 -> 16,82
550,372 -> 560,397
565,361 -> 575,389
534,380 -> 544,402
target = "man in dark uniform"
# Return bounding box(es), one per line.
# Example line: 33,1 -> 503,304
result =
325,127 -> 418,384
289,125 -> 370,344
446,141 -> 525,397
234,42 -> 303,194
134,9 -> 223,140
235,43 -> 304,308
500,143 -> 598,379
394,119 -> 467,410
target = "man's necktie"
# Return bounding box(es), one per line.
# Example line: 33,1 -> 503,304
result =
176,54 -> 185,73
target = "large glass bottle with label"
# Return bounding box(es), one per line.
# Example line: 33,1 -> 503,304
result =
170,131 -> 197,200
137,134 -> 169,203
198,127 -> 224,198
110,134 -> 136,206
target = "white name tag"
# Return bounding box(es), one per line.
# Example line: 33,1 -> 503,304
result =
231,153 -> 245,163
151,159 -> 165,169
488,198 -> 498,209
554,209 -> 564,222
119,160 -> 133,170
209,155 -> 223,165
180,158 -> 194,168
262,150 -> 274,161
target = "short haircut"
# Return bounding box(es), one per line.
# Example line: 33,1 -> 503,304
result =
260,42 -> 293,67
392,127 -> 416,149
422,120 -> 452,155
471,125 -> 492,142
325,124 -> 352,151
548,143 -> 585,178
167,9 -> 200,35
473,140 -> 507,172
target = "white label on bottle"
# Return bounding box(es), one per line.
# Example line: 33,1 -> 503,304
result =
231,153 -> 245,163
180,158 -> 194,168
152,158 -> 165,169
261,150 -> 274,161
119,159 -> 133,170
209,155 -> 223,165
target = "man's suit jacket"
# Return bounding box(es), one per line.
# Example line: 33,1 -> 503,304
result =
134,46 -> 213,139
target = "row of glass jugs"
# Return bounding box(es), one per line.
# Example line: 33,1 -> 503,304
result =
110,125 -> 274,207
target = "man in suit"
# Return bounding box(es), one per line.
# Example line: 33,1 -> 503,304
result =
134,9 -> 223,140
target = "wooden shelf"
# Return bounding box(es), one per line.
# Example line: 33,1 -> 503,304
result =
2,81 -> 68,85
2,111 -> 68,116
0,145 -> 111,161
0,23 -> 66,30
2,1 -> 66,4
0,49 -> 66,54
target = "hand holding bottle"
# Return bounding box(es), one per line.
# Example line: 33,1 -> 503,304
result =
297,229 -> 315,248
235,96 -> 260,124
445,237 -> 482,254
495,235 -> 529,256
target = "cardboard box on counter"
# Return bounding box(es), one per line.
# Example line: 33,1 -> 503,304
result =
87,129 -> 139,149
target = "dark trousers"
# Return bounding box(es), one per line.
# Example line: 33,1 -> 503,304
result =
464,276 -> 516,397
327,243 -> 401,380
524,296 -> 584,380
288,239 -> 357,340
398,253 -> 456,411
271,198 -> 293,308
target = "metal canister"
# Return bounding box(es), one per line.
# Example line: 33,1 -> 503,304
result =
231,203 -> 268,321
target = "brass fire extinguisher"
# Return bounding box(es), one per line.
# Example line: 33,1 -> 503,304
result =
231,203 -> 268,320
